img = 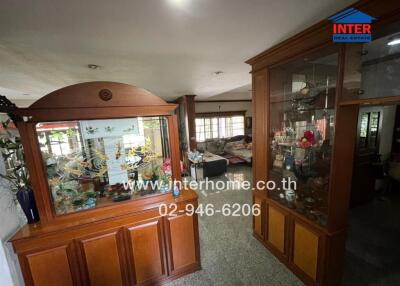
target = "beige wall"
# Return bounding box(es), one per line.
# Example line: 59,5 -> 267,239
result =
195,101 -> 252,116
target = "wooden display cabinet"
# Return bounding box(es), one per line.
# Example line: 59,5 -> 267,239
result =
7,82 -> 201,286
247,0 -> 400,285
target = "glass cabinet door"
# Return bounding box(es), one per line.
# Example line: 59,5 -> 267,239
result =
343,22 -> 400,101
36,116 -> 172,215
268,48 -> 338,227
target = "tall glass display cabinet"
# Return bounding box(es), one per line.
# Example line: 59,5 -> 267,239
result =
268,48 -> 338,228
247,1 -> 400,285
7,82 -> 200,286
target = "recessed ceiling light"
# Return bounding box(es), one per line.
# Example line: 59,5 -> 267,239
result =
167,0 -> 187,7
88,64 -> 101,70
388,36 -> 400,46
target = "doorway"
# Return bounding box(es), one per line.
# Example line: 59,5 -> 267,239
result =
343,104 -> 400,285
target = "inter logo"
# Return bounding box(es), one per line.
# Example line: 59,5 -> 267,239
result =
328,8 -> 376,43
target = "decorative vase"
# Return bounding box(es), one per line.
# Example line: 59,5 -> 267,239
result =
16,187 -> 40,224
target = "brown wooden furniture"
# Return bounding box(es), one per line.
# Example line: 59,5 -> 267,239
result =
9,82 -> 201,285
247,1 -> 400,285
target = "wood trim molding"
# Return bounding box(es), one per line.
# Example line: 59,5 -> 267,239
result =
15,106 -> 177,122
195,99 -> 251,103
28,81 -> 169,109
16,122 -> 54,223
339,95 -> 400,106
195,110 -> 246,118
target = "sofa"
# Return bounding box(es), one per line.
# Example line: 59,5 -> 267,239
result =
197,135 -> 252,164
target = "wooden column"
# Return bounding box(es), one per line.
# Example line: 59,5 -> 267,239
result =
185,95 -> 197,151
175,95 -> 197,152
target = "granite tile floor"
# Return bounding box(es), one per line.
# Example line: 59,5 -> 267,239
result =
166,165 -> 400,286
342,190 -> 400,286
165,165 -> 303,286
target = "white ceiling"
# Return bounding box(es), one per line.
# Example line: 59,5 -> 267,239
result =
0,0 -> 355,103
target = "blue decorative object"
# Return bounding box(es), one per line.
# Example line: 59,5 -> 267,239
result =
173,184 -> 180,198
16,187 -> 40,224
84,198 -> 97,209
188,150 -> 203,163
160,185 -> 170,194
284,154 -> 294,171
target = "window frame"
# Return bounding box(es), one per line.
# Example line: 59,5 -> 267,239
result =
195,111 -> 246,142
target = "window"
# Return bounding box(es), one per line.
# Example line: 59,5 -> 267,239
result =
195,113 -> 245,142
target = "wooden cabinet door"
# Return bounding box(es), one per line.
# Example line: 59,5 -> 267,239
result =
77,230 -> 127,286
125,218 -> 166,285
165,213 -> 199,275
24,245 -> 75,286
291,221 -> 322,282
267,204 -> 287,255
253,195 -> 265,240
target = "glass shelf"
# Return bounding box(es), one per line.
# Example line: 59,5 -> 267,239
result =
268,48 -> 338,227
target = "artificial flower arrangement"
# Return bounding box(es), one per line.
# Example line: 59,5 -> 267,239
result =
297,130 -> 316,149
158,158 -> 185,193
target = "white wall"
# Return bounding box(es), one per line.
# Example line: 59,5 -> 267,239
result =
0,156 -> 26,286
195,101 -> 252,116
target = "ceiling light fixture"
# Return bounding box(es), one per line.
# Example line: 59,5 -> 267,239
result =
167,0 -> 187,7
388,35 -> 400,46
88,64 -> 101,70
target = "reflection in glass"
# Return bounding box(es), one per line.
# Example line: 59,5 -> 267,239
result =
359,113 -> 369,147
269,50 -> 338,227
343,24 -> 400,100
36,117 -> 172,215
358,111 -> 381,150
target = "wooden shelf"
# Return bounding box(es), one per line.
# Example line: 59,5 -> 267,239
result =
339,96 -> 400,106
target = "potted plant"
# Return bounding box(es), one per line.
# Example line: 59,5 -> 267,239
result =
0,119 -> 39,224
